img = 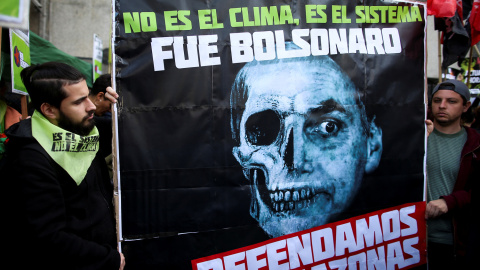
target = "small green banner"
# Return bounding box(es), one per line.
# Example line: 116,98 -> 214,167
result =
0,0 -> 29,30
93,34 -> 103,82
0,0 -> 20,18
9,29 -> 30,95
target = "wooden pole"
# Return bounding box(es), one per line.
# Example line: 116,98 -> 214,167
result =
438,31 -> 443,82
20,96 -> 28,118
474,44 -> 480,56
0,28 -> 2,65
467,46 -> 474,88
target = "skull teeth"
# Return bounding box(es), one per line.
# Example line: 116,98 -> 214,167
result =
271,188 -> 316,202
269,188 -> 316,213
249,169 -> 322,214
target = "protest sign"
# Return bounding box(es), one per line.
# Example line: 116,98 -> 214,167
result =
0,0 -> 30,30
93,33 -> 103,82
9,29 -> 30,95
113,1 -> 427,269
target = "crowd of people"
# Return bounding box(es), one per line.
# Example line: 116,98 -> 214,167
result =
0,61 -> 479,269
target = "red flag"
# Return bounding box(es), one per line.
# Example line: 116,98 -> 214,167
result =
427,0 -> 457,17
457,0 -> 464,20
470,0 -> 480,45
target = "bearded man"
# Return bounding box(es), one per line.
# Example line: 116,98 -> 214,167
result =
0,62 -> 125,270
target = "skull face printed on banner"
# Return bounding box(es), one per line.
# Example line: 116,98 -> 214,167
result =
230,55 -> 383,237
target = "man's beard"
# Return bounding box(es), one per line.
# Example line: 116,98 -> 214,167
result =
57,110 -> 96,136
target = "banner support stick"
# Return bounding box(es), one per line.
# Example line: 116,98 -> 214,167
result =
474,44 -> 480,56
20,96 -> 28,118
438,31 -> 442,82
0,28 -> 2,65
467,46 -> 474,88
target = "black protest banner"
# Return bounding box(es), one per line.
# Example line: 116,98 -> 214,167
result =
113,1 -> 427,269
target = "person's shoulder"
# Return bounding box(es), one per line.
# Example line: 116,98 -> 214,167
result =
8,138 -> 50,167
465,126 -> 480,140
1,138 -> 55,187
5,118 -> 32,139
5,106 -> 22,129
94,116 -> 112,133
94,115 -> 112,125
4,120 -> 51,165
463,127 -> 480,154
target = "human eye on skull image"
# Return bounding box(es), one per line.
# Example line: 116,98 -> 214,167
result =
230,55 -> 383,238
